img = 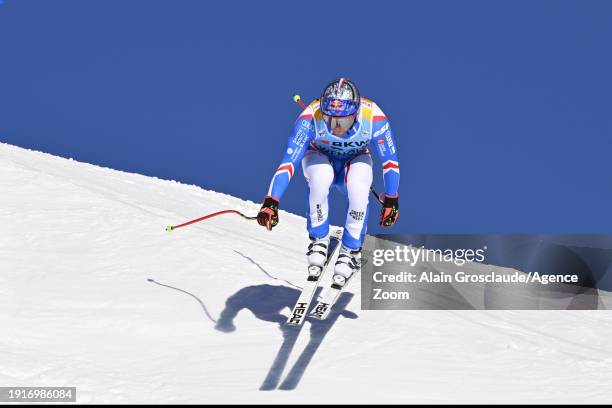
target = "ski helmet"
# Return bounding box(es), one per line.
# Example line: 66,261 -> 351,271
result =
320,78 -> 360,117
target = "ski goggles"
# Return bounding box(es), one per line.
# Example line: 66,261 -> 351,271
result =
323,114 -> 356,130
321,98 -> 358,116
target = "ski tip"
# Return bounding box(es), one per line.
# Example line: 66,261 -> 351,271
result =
165,225 -> 174,232
285,319 -> 305,327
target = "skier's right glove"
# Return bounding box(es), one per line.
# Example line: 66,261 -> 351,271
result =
257,196 -> 280,231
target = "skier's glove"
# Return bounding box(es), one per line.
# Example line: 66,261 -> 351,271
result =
257,196 -> 280,231
379,194 -> 399,227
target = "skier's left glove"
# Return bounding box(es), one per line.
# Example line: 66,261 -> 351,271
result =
379,194 -> 399,227
257,196 -> 280,231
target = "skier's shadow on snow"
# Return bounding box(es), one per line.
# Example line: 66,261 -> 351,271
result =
215,284 -> 358,391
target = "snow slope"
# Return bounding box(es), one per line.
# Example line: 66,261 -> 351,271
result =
1,142 -> 612,404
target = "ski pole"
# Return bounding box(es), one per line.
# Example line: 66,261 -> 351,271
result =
370,186 -> 384,205
168,94 -> 306,233
293,94 -> 307,110
166,209 -> 257,232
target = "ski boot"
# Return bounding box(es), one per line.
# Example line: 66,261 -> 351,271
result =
331,244 -> 361,289
306,234 -> 330,281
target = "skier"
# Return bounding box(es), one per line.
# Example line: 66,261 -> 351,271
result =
256,78 -> 400,286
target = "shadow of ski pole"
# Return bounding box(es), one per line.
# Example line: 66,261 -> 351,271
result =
147,278 -> 217,323
234,250 -> 303,290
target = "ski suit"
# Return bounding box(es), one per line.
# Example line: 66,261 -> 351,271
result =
266,97 -> 399,249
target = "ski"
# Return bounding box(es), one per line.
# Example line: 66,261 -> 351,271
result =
286,230 -> 342,326
310,259 -> 364,320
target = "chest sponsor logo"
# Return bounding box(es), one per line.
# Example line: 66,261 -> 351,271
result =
331,140 -> 368,148
318,146 -> 368,157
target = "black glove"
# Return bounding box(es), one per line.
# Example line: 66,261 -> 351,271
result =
380,194 -> 399,227
257,196 -> 280,231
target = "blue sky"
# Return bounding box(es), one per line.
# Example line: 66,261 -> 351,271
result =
1,0 -> 611,233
